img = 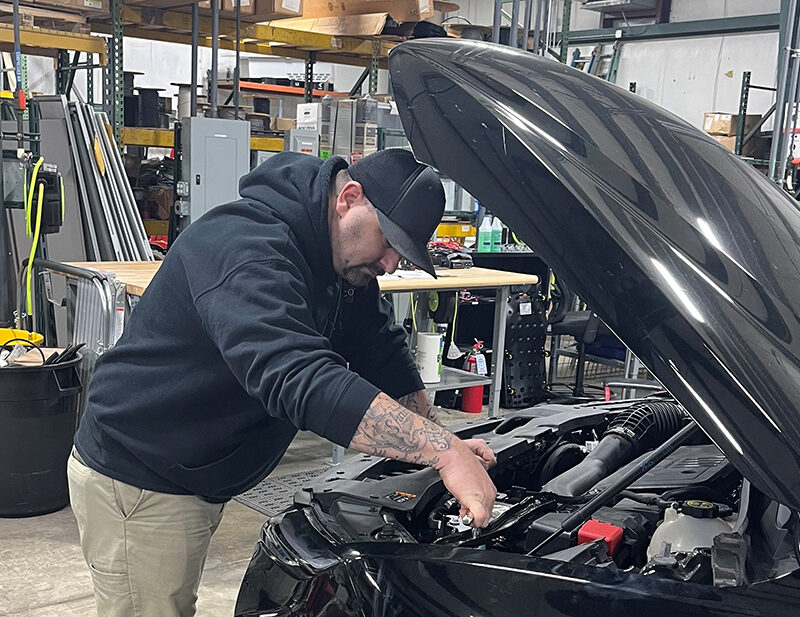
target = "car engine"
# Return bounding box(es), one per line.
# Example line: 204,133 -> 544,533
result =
298,397 -> 798,589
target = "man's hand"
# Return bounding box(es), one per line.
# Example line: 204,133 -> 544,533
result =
462,438 -> 496,470
349,393 -> 497,527
437,440 -> 497,527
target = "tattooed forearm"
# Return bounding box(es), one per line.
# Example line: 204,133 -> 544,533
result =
398,390 -> 440,424
350,392 -> 453,468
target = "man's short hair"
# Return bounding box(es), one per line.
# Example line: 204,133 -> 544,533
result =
333,169 -> 352,196
332,168 -> 374,209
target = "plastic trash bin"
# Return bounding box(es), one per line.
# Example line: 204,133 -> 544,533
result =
0,354 -> 82,517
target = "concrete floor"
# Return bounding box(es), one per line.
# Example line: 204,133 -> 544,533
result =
0,406 -> 488,617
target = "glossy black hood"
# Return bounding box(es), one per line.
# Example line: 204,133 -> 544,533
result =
389,39 -> 800,512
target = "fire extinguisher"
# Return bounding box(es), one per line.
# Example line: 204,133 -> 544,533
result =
461,340 -> 487,414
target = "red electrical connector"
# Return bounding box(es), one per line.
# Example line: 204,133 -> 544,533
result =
577,520 -> 624,556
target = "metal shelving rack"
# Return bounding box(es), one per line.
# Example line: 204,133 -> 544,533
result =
87,2 -> 393,150
120,126 -> 283,152
0,22 -> 107,61
101,5 -> 393,68
0,0 -> 109,329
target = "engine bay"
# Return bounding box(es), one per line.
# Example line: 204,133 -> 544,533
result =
298,397 -> 800,588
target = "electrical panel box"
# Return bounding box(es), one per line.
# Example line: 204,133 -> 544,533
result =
332,98 -> 355,161
353,97 -> 378,162
285,129 -> 320,156
331,97 -> 378,163
319,96 -> 334,159
181,117 -> 250,223
296,102 -> 322,131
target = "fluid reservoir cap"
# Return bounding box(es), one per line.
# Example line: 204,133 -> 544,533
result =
682,500 -> 719,519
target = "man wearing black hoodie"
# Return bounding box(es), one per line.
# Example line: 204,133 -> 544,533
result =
67,149 -> 497,617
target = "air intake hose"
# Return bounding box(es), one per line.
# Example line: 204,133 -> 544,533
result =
542,401 -> 689,497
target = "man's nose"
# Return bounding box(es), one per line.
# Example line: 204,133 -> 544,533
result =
380,248 -> 401,274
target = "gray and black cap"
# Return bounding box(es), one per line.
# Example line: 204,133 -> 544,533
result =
348,148 -> 445,277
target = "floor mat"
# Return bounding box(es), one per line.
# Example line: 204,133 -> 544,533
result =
234,467 -> 328,516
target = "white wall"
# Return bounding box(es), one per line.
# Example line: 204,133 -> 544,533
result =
607,32 -> 778,127
450,0 -> 780,129
26,35 -> 389,112
670,0 -> 780,21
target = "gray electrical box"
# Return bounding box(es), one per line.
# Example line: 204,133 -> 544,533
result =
332,98 -> 355,161
285,129 -> 320,156
181,117 -> 250,223
331,97 -> 378,163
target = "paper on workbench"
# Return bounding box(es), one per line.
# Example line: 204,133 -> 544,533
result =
379,270 -> 436,281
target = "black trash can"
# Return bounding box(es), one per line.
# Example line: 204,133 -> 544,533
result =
0,355 -> 82,517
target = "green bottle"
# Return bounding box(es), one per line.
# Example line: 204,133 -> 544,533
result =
491,217 -> 503,253
478,216 -> 493,252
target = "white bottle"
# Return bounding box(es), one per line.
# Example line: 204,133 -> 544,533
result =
478,216 -> 493,253
491,217 -> 503,253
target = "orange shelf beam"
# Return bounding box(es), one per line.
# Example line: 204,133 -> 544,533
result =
218,80 -> 350,98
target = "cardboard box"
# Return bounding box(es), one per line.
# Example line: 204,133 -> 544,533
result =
703,112 -> 761,137
711,134 -> 771,158
301,0 -> 434,21
28,0 -> 106,14
271,117 -> 297,131
276,13 -> 390,36
278,2 -> 456,37
196,0 -> 301,22
124,0 -> 199,8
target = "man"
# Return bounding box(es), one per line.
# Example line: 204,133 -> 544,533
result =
67,148 -> 497,617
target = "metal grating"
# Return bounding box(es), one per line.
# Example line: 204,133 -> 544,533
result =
234,467 -> 328,516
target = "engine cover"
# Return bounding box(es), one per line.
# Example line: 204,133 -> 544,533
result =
592,445 -> 734,493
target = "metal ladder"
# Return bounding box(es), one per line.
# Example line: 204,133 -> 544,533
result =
571,41 -> 622,83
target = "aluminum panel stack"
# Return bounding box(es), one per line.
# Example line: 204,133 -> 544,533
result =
72,271 -> 126,417
65,100 -> 153,261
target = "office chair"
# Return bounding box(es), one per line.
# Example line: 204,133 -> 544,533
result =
546,279 -> 611,397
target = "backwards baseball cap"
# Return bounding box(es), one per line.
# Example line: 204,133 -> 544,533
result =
348,149 -> 445,277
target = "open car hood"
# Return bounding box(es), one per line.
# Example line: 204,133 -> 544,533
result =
389,39 -> 800,512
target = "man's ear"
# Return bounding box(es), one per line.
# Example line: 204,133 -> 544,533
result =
335,181 -> 365,216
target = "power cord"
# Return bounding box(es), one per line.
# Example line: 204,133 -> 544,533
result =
0,337 -> 46,364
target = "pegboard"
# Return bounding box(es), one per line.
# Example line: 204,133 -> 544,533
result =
502,291 -> 547,408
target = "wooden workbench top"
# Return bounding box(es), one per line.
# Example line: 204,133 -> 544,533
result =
65,262 -> 538,297
378,268 -> 538,292
66,262 -> 162,297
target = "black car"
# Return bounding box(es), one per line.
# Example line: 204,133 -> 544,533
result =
235,39 -> 800,616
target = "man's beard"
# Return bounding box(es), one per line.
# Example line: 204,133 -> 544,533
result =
342,263 -> 385,287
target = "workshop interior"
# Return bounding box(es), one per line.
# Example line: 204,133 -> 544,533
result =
2,1 -> 800,616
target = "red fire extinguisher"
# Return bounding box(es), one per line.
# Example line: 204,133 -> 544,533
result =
461,340 -> 487,414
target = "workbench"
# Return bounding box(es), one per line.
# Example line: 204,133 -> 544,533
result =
44,261 -> 538,456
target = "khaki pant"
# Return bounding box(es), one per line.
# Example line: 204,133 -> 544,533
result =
67,450 -> 225,617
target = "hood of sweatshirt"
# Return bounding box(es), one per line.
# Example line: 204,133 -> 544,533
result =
239,152 -> 349,283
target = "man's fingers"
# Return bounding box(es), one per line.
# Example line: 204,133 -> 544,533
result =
460,503 -> 491,528
463,439 -> 497,468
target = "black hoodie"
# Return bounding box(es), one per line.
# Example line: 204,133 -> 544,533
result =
74,153 -> 424,501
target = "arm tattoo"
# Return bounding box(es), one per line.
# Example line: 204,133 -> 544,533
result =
398,390 -> 440,424
350,393 -> 453,468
